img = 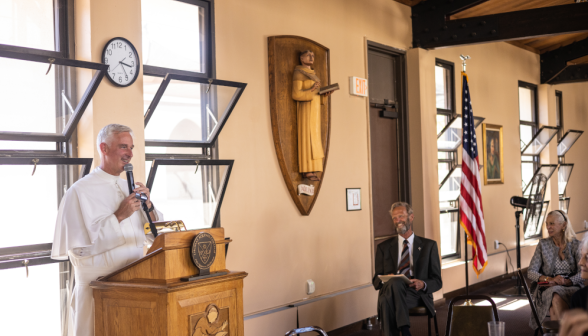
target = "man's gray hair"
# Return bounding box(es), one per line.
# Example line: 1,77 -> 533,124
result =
582,233 -> 588,252
96,124 -> 134,153
389,202 -> 414,216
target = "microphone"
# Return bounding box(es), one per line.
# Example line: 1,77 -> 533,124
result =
123,163 -> 135,195
123,163 -> 158,237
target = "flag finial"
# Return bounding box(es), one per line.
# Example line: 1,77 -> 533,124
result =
460,55 -> 471,72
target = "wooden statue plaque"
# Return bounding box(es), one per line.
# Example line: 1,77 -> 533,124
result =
268,35 -> 331,216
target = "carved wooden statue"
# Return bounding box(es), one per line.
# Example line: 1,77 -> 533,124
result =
268,36 -> 332,216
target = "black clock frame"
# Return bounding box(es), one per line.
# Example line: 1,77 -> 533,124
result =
102,37 -> 141,87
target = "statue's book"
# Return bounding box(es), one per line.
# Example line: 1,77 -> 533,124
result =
319,83 -> 339,94
378,274 -> 411,284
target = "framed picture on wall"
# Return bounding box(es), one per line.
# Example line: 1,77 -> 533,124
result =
482,123 -> 504,185
346,188 -> 361,211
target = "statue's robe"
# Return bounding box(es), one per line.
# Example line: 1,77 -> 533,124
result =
292,65 -> 324,173
51,167 -> 163,336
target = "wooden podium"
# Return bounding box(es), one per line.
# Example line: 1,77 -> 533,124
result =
90,228 -> 247,336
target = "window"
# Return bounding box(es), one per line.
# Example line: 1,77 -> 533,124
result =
141,1 -> 246,230
519,82 -> 539,193
0,2 -> 108,335
435,59 -> 460,259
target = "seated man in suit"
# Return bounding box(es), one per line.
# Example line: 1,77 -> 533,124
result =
372,202 -> 442,336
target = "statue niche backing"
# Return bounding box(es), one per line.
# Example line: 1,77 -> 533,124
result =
268,36 -> 331,216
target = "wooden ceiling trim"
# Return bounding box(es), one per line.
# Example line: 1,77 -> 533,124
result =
452,0 -> 573,19
541,37 -> 588,83
506,41 -> 540,54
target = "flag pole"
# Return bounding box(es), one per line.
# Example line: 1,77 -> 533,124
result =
460,54 -> 473,306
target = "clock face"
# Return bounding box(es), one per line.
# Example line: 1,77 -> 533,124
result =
102,37 -> 140,87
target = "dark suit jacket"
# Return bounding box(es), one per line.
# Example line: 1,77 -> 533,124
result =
372,235 -> 443,315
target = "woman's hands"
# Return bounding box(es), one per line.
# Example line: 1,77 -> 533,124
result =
553,275 -> 573,286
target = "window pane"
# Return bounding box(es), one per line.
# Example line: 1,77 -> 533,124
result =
519,87 -> 535,122
436,114 -> 448,135
142,0 -> 205,72
439,167 -> 461,202
0,164 -> 82,248
440,211 -> 458,257
145,146 -> 203,155
521,162 -> 535,191
0,0 -> 55,51
555,94 -> 561,127
150,164 -> 229,229
520,124 -> 534,152
438,162 -> 450,185
435,66 -> 450,110
0,262 -> 62,335
0,59 -> 88,134
0,141 -> 56,150
144,77 -> 238,143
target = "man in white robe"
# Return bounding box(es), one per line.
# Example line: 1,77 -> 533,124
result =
51,124 -> 163,336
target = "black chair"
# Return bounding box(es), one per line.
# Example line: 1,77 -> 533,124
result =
284,326 -> 327,336
409,306 -> 439,336
445,295 -> 500,336
517,269 -> 559,336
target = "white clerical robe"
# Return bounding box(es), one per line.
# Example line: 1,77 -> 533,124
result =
51,167 -> 163,336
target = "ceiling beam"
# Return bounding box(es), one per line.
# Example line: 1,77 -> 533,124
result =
412,0 -> 588,49
541,37 -> 588,84
546,64 -> 588,85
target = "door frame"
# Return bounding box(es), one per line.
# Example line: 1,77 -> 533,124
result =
365,40 -> 412,272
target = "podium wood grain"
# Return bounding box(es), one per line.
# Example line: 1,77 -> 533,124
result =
91,229 -> 247,336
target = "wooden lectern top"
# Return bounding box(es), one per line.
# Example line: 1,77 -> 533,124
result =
92,228 -> 243,291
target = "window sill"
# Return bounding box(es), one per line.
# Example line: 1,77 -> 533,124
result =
441,259 -> 466,270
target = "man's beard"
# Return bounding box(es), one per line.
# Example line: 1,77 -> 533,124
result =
396,220 -> 412,235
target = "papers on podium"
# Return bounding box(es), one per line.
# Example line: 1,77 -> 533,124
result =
378,274 -> 412,284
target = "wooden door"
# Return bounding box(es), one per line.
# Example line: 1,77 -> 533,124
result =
367,43 -> 410,251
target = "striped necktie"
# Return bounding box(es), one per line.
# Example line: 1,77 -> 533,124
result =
398,240 -> 410,277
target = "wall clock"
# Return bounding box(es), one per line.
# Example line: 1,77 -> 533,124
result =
102,37 -> 140,87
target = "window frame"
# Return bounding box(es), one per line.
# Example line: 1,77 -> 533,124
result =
435,58 -> 461,260
518,81 -> 540,194
142,0 -> 217,162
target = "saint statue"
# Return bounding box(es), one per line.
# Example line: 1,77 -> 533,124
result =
292,50 -> 332,181
192,304 -> 228,336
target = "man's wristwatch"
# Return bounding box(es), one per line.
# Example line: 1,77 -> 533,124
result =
147,202 -> 155,212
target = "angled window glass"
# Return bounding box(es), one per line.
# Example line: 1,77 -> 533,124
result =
558,164 -> 574,196
144,75 -> 246,147
438,162 -> 450,185
141,0 -> 205,72
439,165 -> 461,202
521,126 -> 559,156
437,115 -> 484,151
0,58 -> 93,134
519,124 -> 534,151
560,197 -> 570,213
524,201 -> 549,239
147,160 -> 233,230
557,130 -> 583,156
0,0 -> 55,51
523,165 -> 557,196
0,159 -> 92,248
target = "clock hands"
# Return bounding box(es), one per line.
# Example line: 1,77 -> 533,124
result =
121,61 -> 133,68
109,57 -> 126,72
121,63 -> 128,77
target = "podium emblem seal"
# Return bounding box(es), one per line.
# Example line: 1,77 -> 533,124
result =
191,232 -> 217,275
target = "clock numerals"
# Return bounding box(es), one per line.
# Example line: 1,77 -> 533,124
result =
104,38 -> 138,87
107,49 -> 112,56
105,57 -> 108,64
129,52 -> 133,59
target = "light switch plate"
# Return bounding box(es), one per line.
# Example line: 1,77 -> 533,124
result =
307,279 -> 315,295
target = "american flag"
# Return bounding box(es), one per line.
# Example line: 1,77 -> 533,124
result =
459,72 -> 488,277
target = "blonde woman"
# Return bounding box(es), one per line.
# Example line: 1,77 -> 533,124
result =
527,210 -> 584,330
